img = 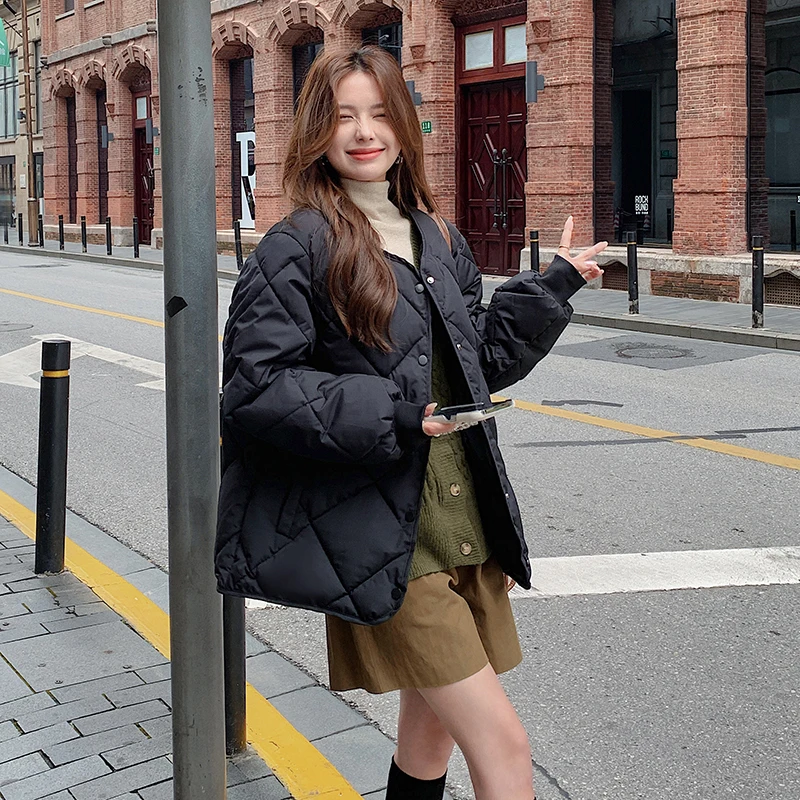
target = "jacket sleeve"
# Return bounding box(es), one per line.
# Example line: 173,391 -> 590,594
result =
449,226 -> 586,393
222,230 -> 427,464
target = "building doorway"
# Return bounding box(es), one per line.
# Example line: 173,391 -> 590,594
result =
456,15 -> 527,275
459,79 -> 526,275
66,95 -> 78,224
616,89 -> 653,242
132,89 -> 154,243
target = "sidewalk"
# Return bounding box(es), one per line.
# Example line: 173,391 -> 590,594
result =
0,466 -> 405,800
2,239 -> 800,350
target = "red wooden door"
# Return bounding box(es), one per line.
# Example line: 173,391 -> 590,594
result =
134,128 -> 154,243
459,79 -> 527,275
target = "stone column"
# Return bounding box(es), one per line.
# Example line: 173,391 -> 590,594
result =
748,0 -> 769,246
404,0 -> 457,219
252,42 -> 293,230
526,0 -> 596,248
673,0 -> 748,254
75,86 -> 99,223
105,75 -> 135,225
593,0 -> 615,244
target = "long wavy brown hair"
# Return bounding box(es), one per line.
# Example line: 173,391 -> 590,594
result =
283,46 -> 444,352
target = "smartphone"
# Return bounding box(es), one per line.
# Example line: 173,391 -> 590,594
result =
428,399 -> 514,429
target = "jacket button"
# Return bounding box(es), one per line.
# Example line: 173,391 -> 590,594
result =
418,354 -> 428,366
456,343 -> 462,350
405,510 -> 415,522
415,283 -> 424,293
460,542 -> 473,556
391,587 -> 403,600
426,276 -> 435,284
449,483 -> 461,497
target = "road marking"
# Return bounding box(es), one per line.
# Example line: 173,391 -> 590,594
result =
0,490 -> 361,800
0,335 -> 165,390
497,396 -> 800,473
0,287 -> 164,327
511,547 -> 800,600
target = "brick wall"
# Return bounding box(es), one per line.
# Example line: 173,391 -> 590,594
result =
651,270 -> 740,301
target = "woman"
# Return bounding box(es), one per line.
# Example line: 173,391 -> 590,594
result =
216,46 -> 605,800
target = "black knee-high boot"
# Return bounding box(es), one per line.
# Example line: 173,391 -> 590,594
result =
385,757 -> 447,800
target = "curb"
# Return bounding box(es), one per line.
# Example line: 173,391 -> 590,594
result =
570,310 -> 800,352
4,242 -> 800,352
0,243 -> 241,283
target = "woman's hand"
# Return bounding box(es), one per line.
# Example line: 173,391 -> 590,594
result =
422,403 -> 458,437
504,575 -> 517,593
556,216 -> 607,281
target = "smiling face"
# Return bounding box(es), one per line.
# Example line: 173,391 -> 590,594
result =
324,71 -> 401,182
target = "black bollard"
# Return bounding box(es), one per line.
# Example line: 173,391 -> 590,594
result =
38,214 -> 44,247
529,229 -> 540,274
752,235 -> 764,329
58,215 -> 65,251
17,213 -> 23,246
667,208 -> 674,243
133,217 -> 140,258
105,216 -> 112,255
223,595 -> 247,755
80,216 -> 87,253
234,219 -> 244,271
3,221 -> 8,244
35,340 -> 71,575
791,211 -> 797,252
626,231 -> 640,315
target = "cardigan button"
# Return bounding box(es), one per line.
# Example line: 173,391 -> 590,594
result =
460,542 -> 473,556
391,587 -> 403,600
418,354 -> 429,366
426,276 -> 435,284
456,343 -> 462,350
449,483 -> 461,497
415,283 -> 424,293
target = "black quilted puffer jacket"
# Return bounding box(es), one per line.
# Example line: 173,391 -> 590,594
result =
215,208 -> 585,624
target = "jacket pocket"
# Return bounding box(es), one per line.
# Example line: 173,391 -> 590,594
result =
276,483 -> 303,538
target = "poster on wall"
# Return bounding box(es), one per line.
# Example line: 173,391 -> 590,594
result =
236,131 -> 256,229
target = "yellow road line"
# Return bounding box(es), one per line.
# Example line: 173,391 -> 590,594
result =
497,396 -> 800,472
0,490 -> 361,800
0,287 -> 164,328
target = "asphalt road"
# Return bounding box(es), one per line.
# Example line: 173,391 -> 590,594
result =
1,250 -> 798,800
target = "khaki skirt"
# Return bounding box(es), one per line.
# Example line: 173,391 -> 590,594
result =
326,558 -> 522,694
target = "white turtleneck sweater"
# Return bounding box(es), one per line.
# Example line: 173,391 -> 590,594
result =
341,178 -> 415,265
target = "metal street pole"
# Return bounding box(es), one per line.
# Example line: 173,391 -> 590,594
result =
19,0 -> 38,245
156,0 -> 226,798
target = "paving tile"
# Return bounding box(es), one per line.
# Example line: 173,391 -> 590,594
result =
48,584 -> 105,607
228,749 -> 273,781
50,672 -> 143,704
102,732 -> 172,770
9,588 -> 61,614
246,651 -> 316,699
225,775 -> 292,800
313,724 -> 396,796
0,691 -> 56,723
0,755 -> 111,800
44,725 -> 146,767
0,720 -> 17,742
245,635 -> 269,658
0,614 -> 48,644
0,752 -> 49,787
6,573 -> 76,593
106,680 -> 170,709
41,610 -> 119,634
225,762 -> 249,787
137,716 -> 171,738
135,664 -> 170,684
1,622 -> 166,691
137,779 -> 173,800
270,686 -> 366,742
69,755 -> 173,800
0,658 -> 33,707
0,568 -> 35,585
16,693 -> 114,733
73,699 -> 170,736
0,722 -> 79,764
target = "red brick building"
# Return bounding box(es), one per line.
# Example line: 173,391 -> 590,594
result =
39,0 -> 800,303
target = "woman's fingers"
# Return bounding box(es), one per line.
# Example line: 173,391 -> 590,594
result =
577,240 -> 609,261
559,216 -> 574,251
